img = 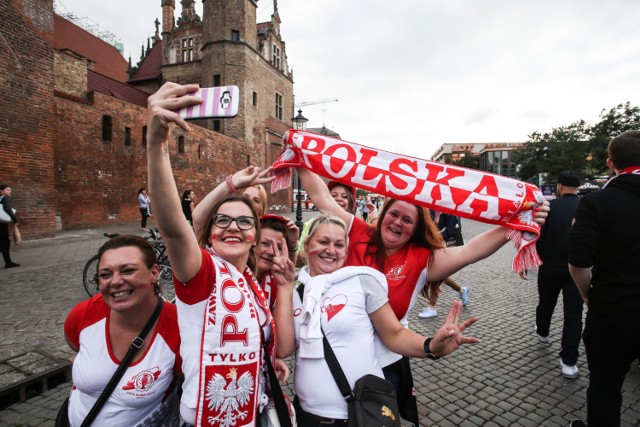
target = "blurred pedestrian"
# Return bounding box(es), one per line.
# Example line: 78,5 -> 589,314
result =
137,188 -> 151,230
535,171 -> 583,379
569,130 -> 640,427
181,189 -> 196,225
0,184 -> 19,268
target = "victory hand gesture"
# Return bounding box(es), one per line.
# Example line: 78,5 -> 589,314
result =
429,300 -> 479,358
270,237 -> 295,287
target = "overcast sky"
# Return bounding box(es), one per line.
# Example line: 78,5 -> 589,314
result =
54,0 -> 640,160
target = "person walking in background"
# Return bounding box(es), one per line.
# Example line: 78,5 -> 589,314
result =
181,189 -> 196,225
137,188 -> 151,230
535,171 -> 583,379
418,212 -> 469,318
0,184 -> 19,268
568,131 -> 640,427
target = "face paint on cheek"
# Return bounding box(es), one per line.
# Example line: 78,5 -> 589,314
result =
245,234 -> 255,243
138,283 -> 151,289
307,248 -> 325,256
210,230 -> 223,241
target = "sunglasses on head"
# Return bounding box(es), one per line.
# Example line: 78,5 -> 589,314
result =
212,214 -> 256,230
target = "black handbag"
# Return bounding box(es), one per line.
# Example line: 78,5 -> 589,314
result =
297,284 -> 401,427
55,297 -> 164,427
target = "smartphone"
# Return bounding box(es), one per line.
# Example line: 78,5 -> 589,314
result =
177,85 -> 239,119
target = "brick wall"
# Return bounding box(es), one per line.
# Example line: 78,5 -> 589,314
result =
0,0 -> 56,239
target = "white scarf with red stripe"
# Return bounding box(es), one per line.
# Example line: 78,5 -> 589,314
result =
195,250 -> 276,427
270,130 -> 545,273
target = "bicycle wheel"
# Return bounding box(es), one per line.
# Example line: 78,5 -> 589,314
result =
82,255 -> 100,297
158,264 -> 175,304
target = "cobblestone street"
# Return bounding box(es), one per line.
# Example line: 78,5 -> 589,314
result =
0,216 -> 638,426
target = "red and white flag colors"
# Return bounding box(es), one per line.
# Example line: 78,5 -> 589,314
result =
270,130 -> 545,273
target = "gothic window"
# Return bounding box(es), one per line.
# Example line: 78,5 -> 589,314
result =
231,30 -> 240,41
213,74 -> 221,86
252,91 -> 258,107
181,38 -> 194,62
142,126 -> 147,148
213,120 -> 221,132
124,127 -> 131,146
102,115 -> 112,142
272,45 -> 281,70
178,135 -> 185,153
275,93 -> 283,120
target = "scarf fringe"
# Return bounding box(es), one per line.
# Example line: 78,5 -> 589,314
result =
506,229 -> 542,272
270,169 -> 292,193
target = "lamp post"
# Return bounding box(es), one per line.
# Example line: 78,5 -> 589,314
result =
291,109 -> 308,235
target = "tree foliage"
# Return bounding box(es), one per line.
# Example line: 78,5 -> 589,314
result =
514,102 -> 640,183
452,151 -> 479,169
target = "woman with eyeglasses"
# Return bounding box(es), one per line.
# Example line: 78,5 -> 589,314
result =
146,82 -> 292,427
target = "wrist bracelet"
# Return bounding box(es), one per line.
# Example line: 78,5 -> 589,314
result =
423,337 -> 440,360
225,175 -> 240,193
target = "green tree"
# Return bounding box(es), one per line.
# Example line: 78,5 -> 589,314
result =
588,102 -> 640,176
514,121 -> 590,184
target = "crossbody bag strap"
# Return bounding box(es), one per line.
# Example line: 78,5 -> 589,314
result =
296,283 -> 354,402
259,328 -> 292,427
81,297 -> 164,427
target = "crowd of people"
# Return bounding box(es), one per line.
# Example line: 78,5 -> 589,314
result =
56,82 -> 639,427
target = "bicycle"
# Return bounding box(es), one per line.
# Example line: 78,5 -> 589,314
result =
82,230 -> 175,303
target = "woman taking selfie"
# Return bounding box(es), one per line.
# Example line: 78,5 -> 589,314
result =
146,82 -> 289,426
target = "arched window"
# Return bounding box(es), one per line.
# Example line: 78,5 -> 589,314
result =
142,126 -> 147,148
124,127 -> 131,146
102,115 -> 112,142
178,136 -> 185,154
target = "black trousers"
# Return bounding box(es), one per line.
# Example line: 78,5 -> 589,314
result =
583,311 -> 640,427
0,223 -> 12,265
139,208 -> 149,228
536,265 -> 583,365
382,357 -> 418,427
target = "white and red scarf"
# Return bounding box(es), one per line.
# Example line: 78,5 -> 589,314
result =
195,250 -> 276,427
603,166 -> 640,188
270,130 -> 546,273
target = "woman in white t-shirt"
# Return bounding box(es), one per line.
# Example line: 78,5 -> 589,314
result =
63,235 -> 181,426
274,214 -> 479,426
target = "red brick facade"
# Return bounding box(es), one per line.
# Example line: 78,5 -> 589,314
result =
1,0 -> 294,239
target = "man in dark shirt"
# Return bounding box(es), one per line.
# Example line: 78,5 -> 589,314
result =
535,171 -> 583,379
568,130 -> 640,427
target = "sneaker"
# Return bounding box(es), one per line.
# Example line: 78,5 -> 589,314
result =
561,360 -> 579,379
569,420 -> 586,427
418,307 -> 438,319
535,325 -> 549,343
460,287 -> 469,306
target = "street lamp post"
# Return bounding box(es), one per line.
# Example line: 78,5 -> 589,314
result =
291,109 -> 308,235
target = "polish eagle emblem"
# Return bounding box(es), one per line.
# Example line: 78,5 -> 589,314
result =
205,367 -> 254,426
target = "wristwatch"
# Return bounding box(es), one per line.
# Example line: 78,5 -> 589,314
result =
423,337 -> 440,360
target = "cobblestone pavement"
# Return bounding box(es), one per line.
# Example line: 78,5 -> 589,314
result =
0,215 -> 638,426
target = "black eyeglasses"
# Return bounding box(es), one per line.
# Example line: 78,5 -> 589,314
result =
212,214 -> 256,230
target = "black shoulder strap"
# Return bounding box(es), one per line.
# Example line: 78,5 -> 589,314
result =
81,297 -> 164,427
297,282 -> 354,402
259,328 -> 292,427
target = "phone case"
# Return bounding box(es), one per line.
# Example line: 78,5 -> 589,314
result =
177,85 -> 240,119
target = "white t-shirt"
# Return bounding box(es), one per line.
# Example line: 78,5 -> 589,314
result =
64,295 -> 181,426
173,248 -> 271,425
293,266 -> 388,419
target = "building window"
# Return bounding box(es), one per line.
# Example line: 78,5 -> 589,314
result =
272,45 -> 281,70
142,126 -> 147,148
246,155 -> 250,166
124,127 -> 131,146
181,38 -> 194,62
198,144 -> 202,159
102,115 -> 112,142
275,93 -> 283,120
231,30 -> 240,41
213,74 -> 221,87
252,91 -> 258,107
213,120 -> 221,132
178,136 -> 185,154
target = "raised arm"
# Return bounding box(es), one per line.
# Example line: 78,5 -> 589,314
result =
146,82 -> 203,283
297,168 -> 353,226
270,237 -> 296,358
428,202 -> 550,281
370,300 -> 478,358
191,167 -> 274,241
